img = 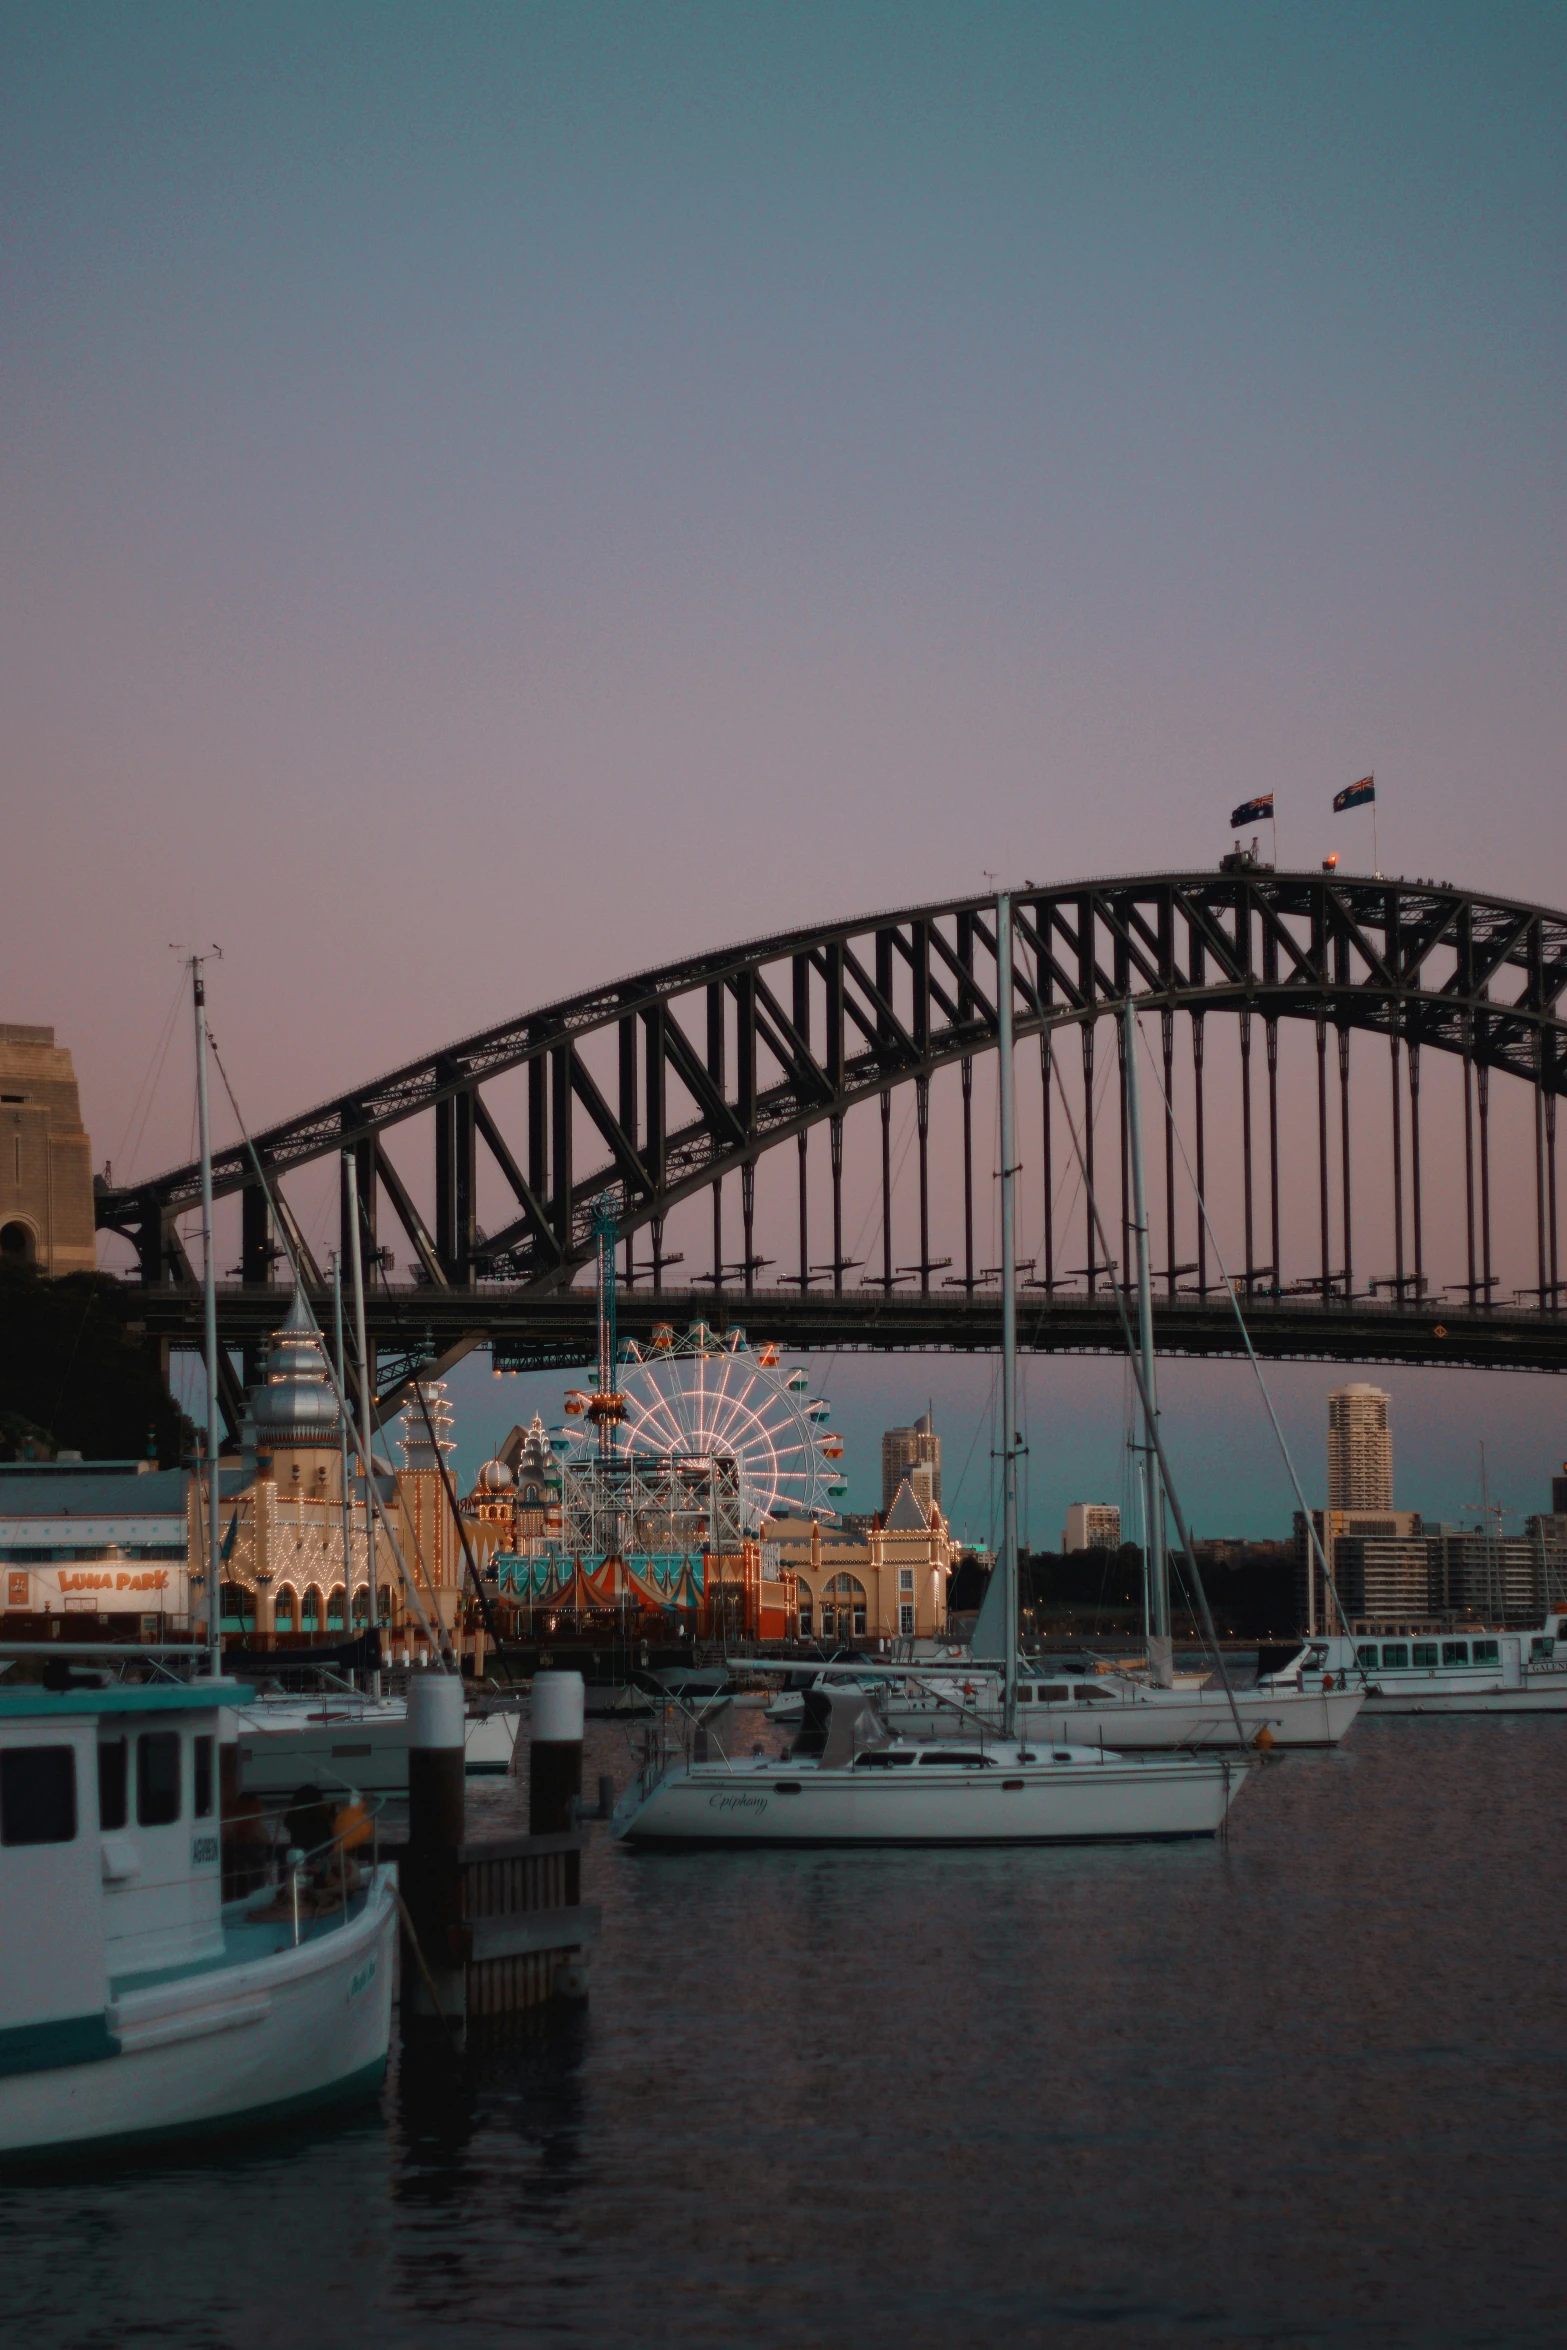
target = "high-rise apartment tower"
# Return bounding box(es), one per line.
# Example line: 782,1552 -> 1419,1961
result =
1326,1383 -> 1393,1512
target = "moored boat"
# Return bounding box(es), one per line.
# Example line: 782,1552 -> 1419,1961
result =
1295,1616 -> 1567,1714
0,1673 -> 395,2159
613,895 -> 1254,1851
232,1687 -> 520,1793
614,1683 -> 1245,1846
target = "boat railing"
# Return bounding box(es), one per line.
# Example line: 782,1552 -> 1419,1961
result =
223,1782 -> 390,1943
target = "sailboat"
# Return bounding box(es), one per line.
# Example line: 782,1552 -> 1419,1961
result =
610,896 -> 1252,1847
867,994 -> 1363,1751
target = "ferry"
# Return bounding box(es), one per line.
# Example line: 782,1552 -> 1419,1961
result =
1272,1614 -> 1567,1714
0,1672 -> 396,2158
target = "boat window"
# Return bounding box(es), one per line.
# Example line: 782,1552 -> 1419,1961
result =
98,1737 -> 128,1830
193,1734 -> 215,1819
917,1750 -> 991,1767
1412,1642 -> 1438,1667
137,1732 -> 182,1827
1532,1637 -> 1555,1660
1381,1644 -> 1409,1668
1471,1641 -> 1499,1666
1356,1643 -> 1379,1667
1030,1685 -> 1068,1702
1441,1642 -> 1469,1667
854,1751 -> 917,1767
1,1746 -> 77,1845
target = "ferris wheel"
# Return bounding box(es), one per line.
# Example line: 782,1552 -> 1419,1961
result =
595,1321 -> 846,1529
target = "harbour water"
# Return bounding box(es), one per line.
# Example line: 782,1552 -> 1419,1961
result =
4,1715 -> 1563,2349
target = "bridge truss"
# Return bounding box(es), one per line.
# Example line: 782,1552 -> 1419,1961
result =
96,869 -> 1567,1428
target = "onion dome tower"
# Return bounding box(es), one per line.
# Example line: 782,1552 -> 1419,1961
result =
248,1287 -> 342,1451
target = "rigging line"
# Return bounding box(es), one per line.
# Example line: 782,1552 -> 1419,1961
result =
1022,1035 -> 1117,1295
360,1191 -> 512,1675
204,1032 -> 446,1660
1132,1017 -> 1363,1665
1047,1043 -> 1250,1749
945,1354 -> 999,1527
115,967 -> 189,1180
842,1085 -> 918,1276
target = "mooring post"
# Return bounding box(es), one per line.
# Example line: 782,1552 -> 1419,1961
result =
402,1672 -> 466,2036
530,1670 -> 585,1840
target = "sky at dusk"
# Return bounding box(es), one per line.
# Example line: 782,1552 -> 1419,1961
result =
8,3 -> 1566,1538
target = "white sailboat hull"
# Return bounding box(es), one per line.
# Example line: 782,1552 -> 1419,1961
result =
614,1752 -> 1247,1847
235,1700 -> 519,1791
1015,1686 -> 1363,1749
0,1872 -> 396,2159
875,1680 -> 1362,1749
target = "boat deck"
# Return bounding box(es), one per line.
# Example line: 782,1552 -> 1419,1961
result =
111,1885 -> 379,1996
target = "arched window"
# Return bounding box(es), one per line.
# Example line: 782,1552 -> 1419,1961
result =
821,1573 -> 867,1640
0,1220 -> 35,1264
273,1584 -> 297,1634
350,1588 -> 370,1627
300,1586 -> 321,1634
326,1585 -> 346,1631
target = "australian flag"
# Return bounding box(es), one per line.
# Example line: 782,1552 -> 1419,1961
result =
1230,792 -> 1273,827
1334,774 -> 1375,812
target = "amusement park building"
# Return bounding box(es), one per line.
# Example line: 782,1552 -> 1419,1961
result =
766,1478 -> 954,1644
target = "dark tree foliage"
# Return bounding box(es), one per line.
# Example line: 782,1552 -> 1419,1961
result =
0,1266 -> 189,1464
970,1542 -> 1300,1640
946,1552 -> 992,1613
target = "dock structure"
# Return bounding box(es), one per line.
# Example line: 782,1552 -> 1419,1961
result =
395,1673 -> 597,2033
452,1828 -> 596,2017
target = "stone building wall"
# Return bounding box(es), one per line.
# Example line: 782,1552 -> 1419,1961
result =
0,1024 -> 96,1275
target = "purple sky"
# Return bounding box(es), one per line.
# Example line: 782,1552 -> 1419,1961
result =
7,4 -> 1564,1536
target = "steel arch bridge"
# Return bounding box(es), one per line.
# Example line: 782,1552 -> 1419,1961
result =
97,868 -> 1567,1429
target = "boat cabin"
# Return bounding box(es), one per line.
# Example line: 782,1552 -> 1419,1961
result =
0,1678 -> 249,2073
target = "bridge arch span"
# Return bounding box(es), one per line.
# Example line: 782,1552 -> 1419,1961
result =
97,870 -> 1567,1421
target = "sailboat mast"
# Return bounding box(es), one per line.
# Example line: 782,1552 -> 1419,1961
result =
333,1256 -> 354,1649
192,957 -> 222,1681
1123,998 -> 1172,1685
344,1150 -> 381,1694
997,891 -> 1020,1739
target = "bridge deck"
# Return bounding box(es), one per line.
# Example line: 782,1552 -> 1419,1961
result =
114,1281 -> 1567,1380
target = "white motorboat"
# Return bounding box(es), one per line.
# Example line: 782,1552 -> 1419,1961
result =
233,1687 -> 520,1793
613,1684 -> 1246,1846
1296,1616 -> 1567,1714
0,1673 -> 395,2158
